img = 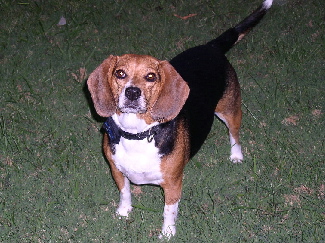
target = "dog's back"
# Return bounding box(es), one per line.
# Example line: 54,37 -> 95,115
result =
170,45 -> 228,156
170,0 -> 273,156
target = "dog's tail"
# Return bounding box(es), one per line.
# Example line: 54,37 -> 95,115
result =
208,0 -> 273,53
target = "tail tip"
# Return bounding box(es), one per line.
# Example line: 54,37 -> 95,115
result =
263,0 -> 273,9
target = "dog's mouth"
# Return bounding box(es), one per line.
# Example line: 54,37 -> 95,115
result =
119,98 -> 147,114
119,103 -> 147,114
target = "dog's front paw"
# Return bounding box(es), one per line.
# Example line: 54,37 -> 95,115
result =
158,225 -> 176,240
116,204 -> 133,218
158,202 -> 179,239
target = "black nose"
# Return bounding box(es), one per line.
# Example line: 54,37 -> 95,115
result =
125,87 -> 141,101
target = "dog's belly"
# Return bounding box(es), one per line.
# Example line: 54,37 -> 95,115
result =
112,138 -> 164,185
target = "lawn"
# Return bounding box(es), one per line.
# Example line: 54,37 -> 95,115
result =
0,0 -> 324,242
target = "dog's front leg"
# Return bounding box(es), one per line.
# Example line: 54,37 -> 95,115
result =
161,201 -> 179,238
110,166 -> 132,217
103,136 -> 133,217
159,179 -> 183,239
116,177 -> 132,217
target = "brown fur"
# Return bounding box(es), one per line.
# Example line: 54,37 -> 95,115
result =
215,63 -> 242,145
87,54 -> 190,124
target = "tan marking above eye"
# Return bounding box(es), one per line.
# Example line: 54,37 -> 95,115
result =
145,72 -> 157,82
115,69 -> 127,79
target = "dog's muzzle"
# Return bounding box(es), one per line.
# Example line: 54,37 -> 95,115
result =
125,87 -> 141,101
119,86 -> 146,113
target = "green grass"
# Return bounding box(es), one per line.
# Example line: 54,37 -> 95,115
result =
0,0 -> 324,241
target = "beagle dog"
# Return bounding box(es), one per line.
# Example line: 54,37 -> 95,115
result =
88,0 -> 272,238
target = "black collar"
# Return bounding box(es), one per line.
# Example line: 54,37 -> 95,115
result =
102,116 -> 160,144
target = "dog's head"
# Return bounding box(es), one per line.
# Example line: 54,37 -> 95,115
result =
87,54 -> 189,123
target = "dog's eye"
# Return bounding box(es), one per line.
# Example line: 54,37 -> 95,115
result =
145,73 -> 157,82
115,69 -> 127,79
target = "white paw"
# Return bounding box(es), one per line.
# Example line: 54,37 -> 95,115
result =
158,202 -> 178,240
116,204 -> 132,218
230,154 -> 243,163
158,225 -> 176,240
116,178 -> 132,218
230,144 -> 243,163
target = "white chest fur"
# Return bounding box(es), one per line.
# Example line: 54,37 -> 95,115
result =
112,114 -> 163,185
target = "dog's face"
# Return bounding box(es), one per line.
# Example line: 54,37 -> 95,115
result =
112,55 -> 161,114
88,54 -> 190,123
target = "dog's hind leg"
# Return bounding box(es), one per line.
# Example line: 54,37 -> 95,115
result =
215,109 -> 243,163
215,64 -> 243,163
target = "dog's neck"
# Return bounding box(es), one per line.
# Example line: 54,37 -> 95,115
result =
112,113 -> 159,134
103,116 -> 161,145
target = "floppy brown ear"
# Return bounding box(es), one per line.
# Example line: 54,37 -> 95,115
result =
87,55 -> 117,117
151,60 -> 190,122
